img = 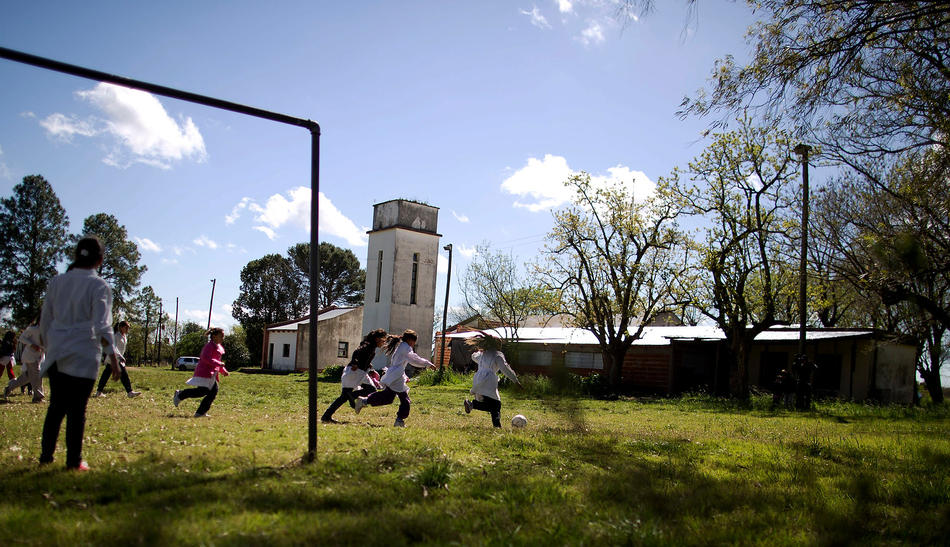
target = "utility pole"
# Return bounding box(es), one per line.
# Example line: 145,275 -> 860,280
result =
156,301 -> 163,364
207,278 -> 216,331
793,143 -> 814,410
438,243 -> 453,374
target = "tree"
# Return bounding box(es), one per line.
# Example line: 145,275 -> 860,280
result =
74,213 -> 146,318
667,119 -> 800,398
683,1 -> 950,163
180,321 -> 204,336
0,175 -> 70,326
461,243 -> 559,339
308,242 -> 364,309
133,285 -> 163,364
232,254 -> 304,365
537,173 -> 690,389
223,327 -> 250,368
813,149 -> 950,401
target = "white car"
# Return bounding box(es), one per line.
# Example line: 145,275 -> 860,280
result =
175,356 -> 200,371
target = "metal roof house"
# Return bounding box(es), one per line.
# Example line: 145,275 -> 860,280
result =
262,306 -> 364,372
445,325 -> 916,403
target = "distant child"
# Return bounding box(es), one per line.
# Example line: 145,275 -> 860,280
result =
321,328 -> 388,423
3,315 -> 45,402
1,331 -> 15,381
463,333 -> 520,428
354,329 -> 436,427
94,320 -> 140,398
173,327 -> 228,418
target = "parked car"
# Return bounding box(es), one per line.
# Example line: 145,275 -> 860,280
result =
175,356 -> 200,371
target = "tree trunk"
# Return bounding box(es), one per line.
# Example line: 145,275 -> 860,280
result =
605,346 -> 627,391
726,335 -> 750,400
922,370 -> 945,404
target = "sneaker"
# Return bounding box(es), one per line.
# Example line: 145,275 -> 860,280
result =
354,397 -> 366,415
3,384 -> 13,398
31,395 -> 45,403
172,390 -> 181,408
127,391 -> 141,398
94,391 -> 106,398
194,412 -> 209,418
321,417 -> 339,424
463,399 -> 472,414
394,418 -> 405,428
70,461 -> 91,472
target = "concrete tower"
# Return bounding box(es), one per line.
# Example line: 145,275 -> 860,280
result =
361,199 -> 441,360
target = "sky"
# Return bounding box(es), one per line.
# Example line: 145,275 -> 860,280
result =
0,1 -> 759,333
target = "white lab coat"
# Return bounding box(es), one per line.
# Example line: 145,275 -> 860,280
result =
470,350 -> 518,402
18,325 -> 45,365
379,342 -> 432,393
40,268 -> 115,380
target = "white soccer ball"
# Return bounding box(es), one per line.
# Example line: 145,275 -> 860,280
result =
511,414 -> 527,428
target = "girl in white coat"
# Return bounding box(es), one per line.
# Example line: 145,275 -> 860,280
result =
3,314 -> 45,402
463,334 -> 520,428
354,329 -> 435,427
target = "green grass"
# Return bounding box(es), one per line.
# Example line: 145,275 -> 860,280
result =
1,368 -> 948,545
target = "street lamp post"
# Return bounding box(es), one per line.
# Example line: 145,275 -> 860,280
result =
439,244 -> 453,373
793,143 -> 813,410
207,278 -> 216,331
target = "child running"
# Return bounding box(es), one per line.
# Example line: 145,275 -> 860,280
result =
321,328 -> 387,423
463,333 -> 520,428
172,327 -> 228,418
3,315 -> 45,402
354,329 -> 435,427
1,331 -> 15,382
94,320 -> 140,398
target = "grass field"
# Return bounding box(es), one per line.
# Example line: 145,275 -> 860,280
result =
1,367 -> 948,546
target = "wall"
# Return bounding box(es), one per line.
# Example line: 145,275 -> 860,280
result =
294,308 -> 364,371
266,331 -> 298,371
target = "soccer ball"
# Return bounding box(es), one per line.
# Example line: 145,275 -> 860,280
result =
511,414 -> 527,428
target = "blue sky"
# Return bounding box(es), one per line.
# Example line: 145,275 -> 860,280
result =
0,1 -> 757,331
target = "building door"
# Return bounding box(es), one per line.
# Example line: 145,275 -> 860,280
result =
268,343 -> 274,368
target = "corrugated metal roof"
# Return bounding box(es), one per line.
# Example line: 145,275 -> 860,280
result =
266,307 -> 359,332
445,325 -> 875,346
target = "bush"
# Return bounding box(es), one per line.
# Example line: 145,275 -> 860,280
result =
321,365 -> 344,382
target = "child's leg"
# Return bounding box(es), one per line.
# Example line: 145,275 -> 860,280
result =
40,364 -> 67,463
119,366 -> 133,393
321,387 -> 352,420
178,386 -> 210,401
366,387 -> 397,407
63,375 -> 95,468
95,363 -> 111,394
472,397 -> 502,427
194,383 -> 218,416
395,390 -> 411,420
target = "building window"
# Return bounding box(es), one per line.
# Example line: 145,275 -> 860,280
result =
338,341 -> 349,358
375,250 -> 383,303
410,252 -> 419,305
520,350 -> 552,367
565,351 -> 603,369
282,344 -> 290,358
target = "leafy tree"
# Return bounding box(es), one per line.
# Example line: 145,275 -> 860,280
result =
0,175 -> 70,326
537,173 -> 690,389
223,327 -> 250,368
133,285 -> 163,364
683,1 -> 950,163
74,213 -> 146,318
461,243 -> 559,339
176,331 -> 206,358
308,242 -> 364,309
232,254 -> 304,365
667,119 -> 800,398
180,321 -> 204,337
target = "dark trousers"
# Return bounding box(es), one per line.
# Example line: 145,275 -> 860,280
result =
40,363 -> 95,468
322,385 -> 376,420
97,363 -> 132,393
366,386 -> 411,420
473,396 -> 502,428
178,383 -> 218,415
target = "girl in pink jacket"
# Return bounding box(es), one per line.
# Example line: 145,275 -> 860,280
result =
173,327 -> 229,418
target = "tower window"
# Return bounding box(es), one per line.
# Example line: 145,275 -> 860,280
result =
410,252 -> 419,305
375,250 -> 383,303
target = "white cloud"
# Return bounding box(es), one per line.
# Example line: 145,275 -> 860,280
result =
225,197 -> 252,225
40,82 -> 206,169
501,154 -> 656,211
521,6 -> 551,29
557,0 -> 573,14
193,235 -> 218,249
578,20 -> 605,45
241,187 -> 367,246
40,113 -> 98,139
161,257 -> 179,265
457,244 -> 477,259
452,210 -> 470,223
134,237 -> 162,253
501,154 -> 574,212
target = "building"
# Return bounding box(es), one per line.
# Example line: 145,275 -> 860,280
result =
362,199 -> 441,363
445,325 -> 917,403
262,306 -> 363,372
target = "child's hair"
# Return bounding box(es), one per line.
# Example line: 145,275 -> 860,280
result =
116,320 -> 130,330
383,329 -> 418,356
68,236 -> 105,271
363,328 -> 387,345
2,331 -> 13,342
465,332 -> 503,352
207,327 -> 225,339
